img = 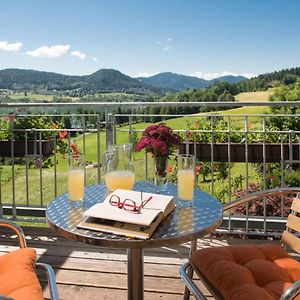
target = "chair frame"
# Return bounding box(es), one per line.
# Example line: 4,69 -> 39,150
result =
0,219 -> 59,300
180,187 -> 300,300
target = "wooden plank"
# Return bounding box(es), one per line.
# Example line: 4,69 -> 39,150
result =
287,214 -> 300,233
0,244 -> 188,265
37,269 -> 192,294
37,255 -> 182,278
42,284 -> 208,300
0,235 -> 193,257
291,198 -> 300,214
282,231 -> 300,254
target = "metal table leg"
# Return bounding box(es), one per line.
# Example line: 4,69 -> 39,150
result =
183,239 -> 197,300
127,248 -> 144,300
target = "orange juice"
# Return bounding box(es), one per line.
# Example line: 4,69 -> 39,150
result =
178,169 -> 194,200
104,170 -> 135,191
68,170 -> 84,201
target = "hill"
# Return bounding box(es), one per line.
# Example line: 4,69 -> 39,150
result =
137,72 -> 208,91
211,75 -> 247,84
137,72 -> 247,91
0,68 -> 156,93
236,66 -> 300,92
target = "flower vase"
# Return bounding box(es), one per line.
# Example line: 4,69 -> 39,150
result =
154,156 -> 168,191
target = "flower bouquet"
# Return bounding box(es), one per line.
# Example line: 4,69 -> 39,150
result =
135,123 -> 182,187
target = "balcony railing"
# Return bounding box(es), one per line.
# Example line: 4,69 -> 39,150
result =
0,101 -> 299,236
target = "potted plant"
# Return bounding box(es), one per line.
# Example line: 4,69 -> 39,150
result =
179,118 -> 299,163
0,114 -> 67,157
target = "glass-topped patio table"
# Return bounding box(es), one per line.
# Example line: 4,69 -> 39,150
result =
46,181 -> 223,300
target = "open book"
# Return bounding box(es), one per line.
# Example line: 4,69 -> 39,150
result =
77,189 -> 175,239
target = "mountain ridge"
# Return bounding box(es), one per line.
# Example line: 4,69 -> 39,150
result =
137,72 -> 247,91
0,68 -> 247,93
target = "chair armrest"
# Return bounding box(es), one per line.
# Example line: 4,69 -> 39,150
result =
0,219 -> 27,248
280,280 -> 300,300
179,262 -> 207,300
223,187 -> 300,211
0,295 -> 14,300
36,262 -> 59,300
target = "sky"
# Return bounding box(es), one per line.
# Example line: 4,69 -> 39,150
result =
0,0 -> 300,79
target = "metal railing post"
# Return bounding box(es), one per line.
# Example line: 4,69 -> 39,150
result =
105,113 -> 114,149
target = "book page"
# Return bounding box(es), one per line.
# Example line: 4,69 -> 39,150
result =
83,189 -> 174,226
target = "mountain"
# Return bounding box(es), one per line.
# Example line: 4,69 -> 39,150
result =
137,72 -> 247,92
0,68 -> 155,92
211,75 -> 248,84
137,72 -> 209,91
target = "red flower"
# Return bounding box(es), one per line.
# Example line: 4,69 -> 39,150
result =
187,130 -> 193,139
70,142 -> 81,156
247,122 -> 252,129
195,165 -> 201,175
5,113 -> 16,122
59,129 -> 68,139
168,166 -> 173,173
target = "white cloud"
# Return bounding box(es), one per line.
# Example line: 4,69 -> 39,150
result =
162,45 -> 171,52
0,41 -> 23,52
92,57 -> 98,62
26,44 -> 70,58
157,38 -> 173,52
191,70 -> 257,80
241,72 -> 257,79
71,50 -> 86,60
134,72 -> 159,78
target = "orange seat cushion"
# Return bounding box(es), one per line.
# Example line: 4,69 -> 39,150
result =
0,248 -> 44,300
190,244 -> 300,300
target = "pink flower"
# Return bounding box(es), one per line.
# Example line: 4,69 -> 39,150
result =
135,136 -> 151,151
135,123 -> 182,157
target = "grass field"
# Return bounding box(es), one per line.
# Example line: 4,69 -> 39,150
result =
235,89 -> 274,102
9,93 -> 55,101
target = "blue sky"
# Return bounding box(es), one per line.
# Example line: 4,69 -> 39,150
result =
0,0 -> 299,79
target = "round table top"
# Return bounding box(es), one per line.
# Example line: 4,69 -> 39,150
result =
46,182 -> 223,249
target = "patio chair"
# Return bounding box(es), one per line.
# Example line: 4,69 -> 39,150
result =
0,219 -> 59,300
180,187 -> 300,300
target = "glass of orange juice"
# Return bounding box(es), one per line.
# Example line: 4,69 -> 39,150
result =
177,154 -> 195,207
68,154 -> 85,205
103,144 -> 135,191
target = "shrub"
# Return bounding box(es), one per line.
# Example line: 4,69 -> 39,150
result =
232,183 -> 293,217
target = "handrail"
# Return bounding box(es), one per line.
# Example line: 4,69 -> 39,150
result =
0,101 -> 300,109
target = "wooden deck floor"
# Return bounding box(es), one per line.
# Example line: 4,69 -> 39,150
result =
0,226 -> 280,300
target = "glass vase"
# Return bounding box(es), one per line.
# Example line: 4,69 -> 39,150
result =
154,156 -> 168,191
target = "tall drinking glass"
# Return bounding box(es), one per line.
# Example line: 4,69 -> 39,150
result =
177,154 -> 195,207
68,154 -> 85,204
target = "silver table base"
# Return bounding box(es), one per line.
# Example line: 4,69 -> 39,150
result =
128,248 -> 144,300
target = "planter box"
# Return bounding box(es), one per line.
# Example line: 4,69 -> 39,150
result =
179,143 -> 299,163
0,140 -> 54,157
